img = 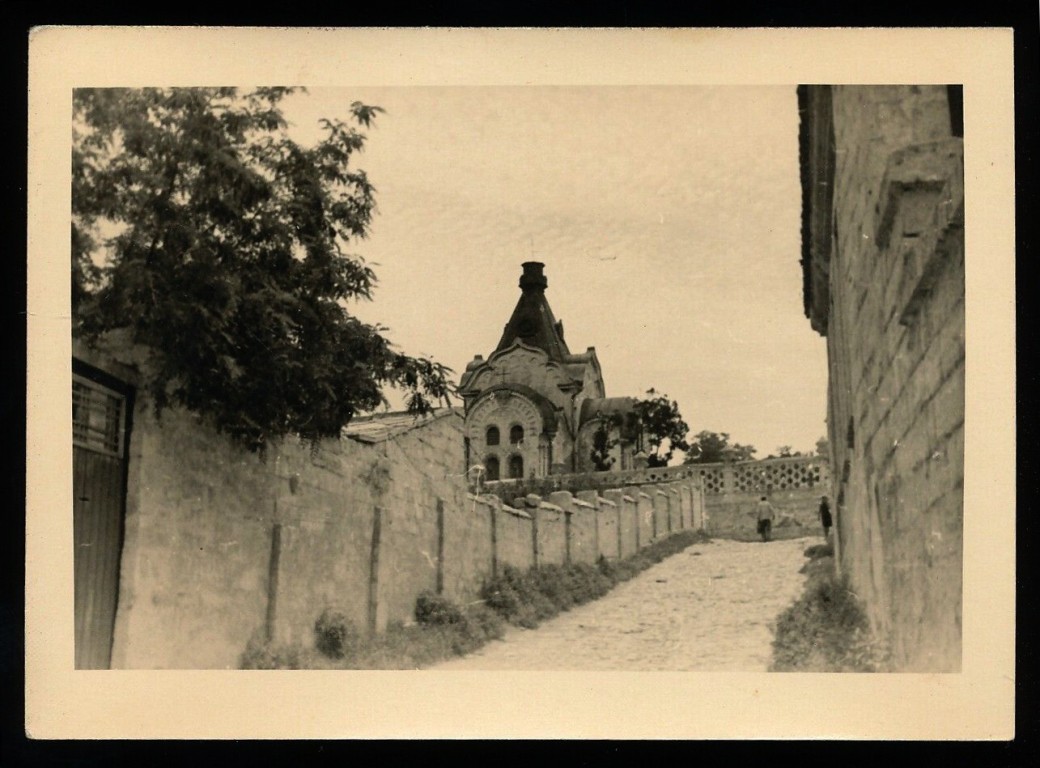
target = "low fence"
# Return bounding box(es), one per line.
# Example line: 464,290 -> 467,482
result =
481,455 -> 830,539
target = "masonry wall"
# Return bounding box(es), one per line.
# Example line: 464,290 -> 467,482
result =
88,340 -> 708,668
811,85 -> 965,671
112,402 -> 278,669
111,394 -> 472,668
485,457 -> 829,542
691,457 -> 832,538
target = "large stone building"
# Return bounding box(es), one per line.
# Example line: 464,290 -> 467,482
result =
458,262 -> 642,481
799,85 -> 964,671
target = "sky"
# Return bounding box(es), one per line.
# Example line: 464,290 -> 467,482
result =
280,86 -> 828,456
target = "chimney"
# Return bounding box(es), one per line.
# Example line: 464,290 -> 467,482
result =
519,261 -> 547,292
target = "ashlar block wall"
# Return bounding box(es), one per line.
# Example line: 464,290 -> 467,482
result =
806,85 -> 965,671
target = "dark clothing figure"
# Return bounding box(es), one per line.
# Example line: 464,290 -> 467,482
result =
819,497 -> 833,542
755,498 -> 776,542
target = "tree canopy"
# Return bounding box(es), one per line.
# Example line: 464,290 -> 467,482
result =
72,87 -> 453,452
636,389 -> 689,468
683,430 -> 757,464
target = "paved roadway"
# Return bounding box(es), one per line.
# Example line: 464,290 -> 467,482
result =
429,536 -> 814,671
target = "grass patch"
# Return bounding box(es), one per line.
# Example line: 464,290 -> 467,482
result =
241,529 -> 710,670
770,550 -> 891,672
240,593 -> 506,670
803,543 -> 834,560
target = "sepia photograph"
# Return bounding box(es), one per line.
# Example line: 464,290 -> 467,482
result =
28,27 -> 1014,739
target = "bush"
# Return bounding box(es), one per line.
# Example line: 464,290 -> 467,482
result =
562,562 -> 613,605
415,591 -> 466,626
770,569 -> 890,672
530,564 -> 576,612
314,607 -> 360,659
480,567 -> 547,628
803,543 -> 834,560
412,592 -> 506,657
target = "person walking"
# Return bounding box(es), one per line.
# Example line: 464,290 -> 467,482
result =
819,495 -> 833,544
755,496 -> 776,542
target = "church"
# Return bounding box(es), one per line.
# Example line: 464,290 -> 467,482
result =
458,262 -> 643,481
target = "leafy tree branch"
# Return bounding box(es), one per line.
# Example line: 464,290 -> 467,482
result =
72,87 -> 453,452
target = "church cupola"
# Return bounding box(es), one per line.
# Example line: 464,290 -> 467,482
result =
495,262 -> 570,361
518,261 -> 548,292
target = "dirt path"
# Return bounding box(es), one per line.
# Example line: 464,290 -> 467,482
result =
429,536 -> 814,671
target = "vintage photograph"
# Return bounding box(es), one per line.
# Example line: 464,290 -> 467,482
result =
28,27 -> 1014,740
70,83 -> 963,673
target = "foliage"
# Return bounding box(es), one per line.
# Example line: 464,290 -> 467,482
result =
815,436 -> 830,458
803,543 -> 834,560
314,606 -> 360,659
635,389 -> 690,468
72,87 -> 453,452
589,414 -> 624,472
770,554 -> 891,672
480,565 -> 558,628
241,596 -> 505,670
764,445 -> 809,459
480,529 -> 709,630
414,590 -> 465,626
683,430 -> 757,464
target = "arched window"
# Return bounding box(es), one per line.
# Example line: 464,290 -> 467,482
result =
486,425 -> 500,446
484,456 -> 500,482
508,454 -> 524,480
509,425 -> 524,445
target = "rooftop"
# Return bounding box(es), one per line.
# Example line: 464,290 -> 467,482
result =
342,407 -> 461,444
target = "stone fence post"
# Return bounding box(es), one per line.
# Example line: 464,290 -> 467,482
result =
576,490 -> 600,557
602,489 -> 625,560
548,491 -> 575,565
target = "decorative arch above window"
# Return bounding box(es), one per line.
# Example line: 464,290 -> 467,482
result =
486,425 -> 500,446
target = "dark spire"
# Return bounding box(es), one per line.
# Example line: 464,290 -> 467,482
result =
494,262 -> 571,360
519,261 -> 548,291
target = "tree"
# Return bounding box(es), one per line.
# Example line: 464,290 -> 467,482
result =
72,87 -> 453,452
683,431 -> 757,464
636,389 -> 689,468
815,436 -> 830,458
589,415 -> 621,472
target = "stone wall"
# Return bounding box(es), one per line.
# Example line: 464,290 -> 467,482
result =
111,395 -> 472,668
485,455 -> 830,542
96,366 -> 708,668
800,85 -> 965,671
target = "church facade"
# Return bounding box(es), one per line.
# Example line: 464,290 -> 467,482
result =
458,262 -> 642,481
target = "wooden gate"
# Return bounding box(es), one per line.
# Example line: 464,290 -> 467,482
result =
72,363 -> 132,669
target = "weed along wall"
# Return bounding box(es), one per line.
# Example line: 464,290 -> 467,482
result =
103,365 -> 709,668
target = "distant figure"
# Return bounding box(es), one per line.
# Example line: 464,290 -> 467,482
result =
819,495 -> 833,543
755,496 -> 776,542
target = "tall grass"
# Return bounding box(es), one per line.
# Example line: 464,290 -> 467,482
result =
769,544 -> 891,672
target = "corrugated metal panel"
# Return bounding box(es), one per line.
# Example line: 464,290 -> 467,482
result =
74,446 -> 125,668
73,375 -> 128,669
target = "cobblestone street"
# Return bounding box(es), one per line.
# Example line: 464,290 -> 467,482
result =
429,536 -> 815,671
